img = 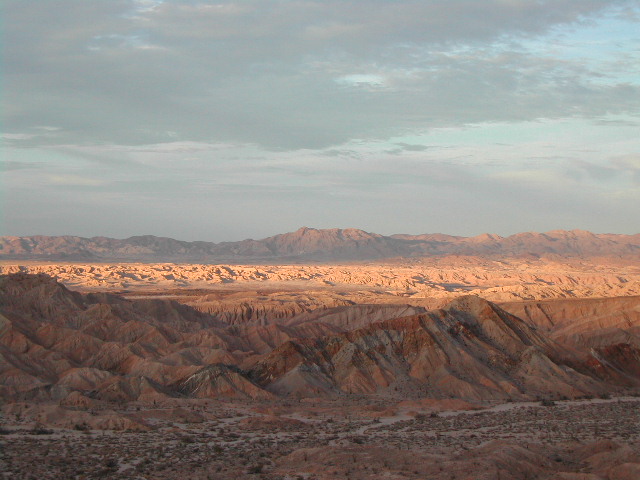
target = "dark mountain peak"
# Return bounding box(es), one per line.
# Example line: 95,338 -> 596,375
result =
125,234 -> 162,242
275,226 -> 378,239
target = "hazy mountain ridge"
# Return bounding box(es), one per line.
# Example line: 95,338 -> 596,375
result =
1,227 -> 639,262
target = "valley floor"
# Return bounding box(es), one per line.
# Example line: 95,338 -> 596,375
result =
2,397 -> 640,479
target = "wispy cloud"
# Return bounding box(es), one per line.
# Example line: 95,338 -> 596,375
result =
47,174 -> 108,186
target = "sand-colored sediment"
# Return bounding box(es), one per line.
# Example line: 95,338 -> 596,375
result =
2,257 -> 639,302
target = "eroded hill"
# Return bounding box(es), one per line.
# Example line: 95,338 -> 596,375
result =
3,256 -> 639,302
2,273 -> 639,406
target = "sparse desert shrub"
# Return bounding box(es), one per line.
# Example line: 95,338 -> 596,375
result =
540,399 -> 555,407
31,424 -> 53,435
247,463 -> 263,474
212,444 -> 223,454
599,392 -> 611,400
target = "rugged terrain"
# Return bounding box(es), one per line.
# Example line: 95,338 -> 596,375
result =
2,255 -> 639,302
2,227 -> 639,262
2,273 -> 639,406
1,253 -> 639,478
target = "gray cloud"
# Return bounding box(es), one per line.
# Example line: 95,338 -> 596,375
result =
2,160 -> 45,171
3,0 -> 640,239
610,154 -> 640,184
4,136 -> 639,238
5,0 -> 639,149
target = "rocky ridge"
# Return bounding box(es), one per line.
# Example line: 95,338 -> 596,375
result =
1,273 -> 639,405
2,227 -> 639,262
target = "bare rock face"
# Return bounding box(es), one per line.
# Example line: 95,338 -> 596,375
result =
0,273 -> 335,401
0,273 -> 86,324
90,375 -> 173,403
249,297 -> 621,401
285,304 -> 428,330
501,295 -> 640,384
501,296 -> 640,346
1,273 -> 639,405
190,292 -> 356,326
175,364 -> 272,399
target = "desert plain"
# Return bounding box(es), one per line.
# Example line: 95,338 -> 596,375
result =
1,229 -> 640,479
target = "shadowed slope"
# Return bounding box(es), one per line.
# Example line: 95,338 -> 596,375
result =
1,273 -> 639,404
250,297 -> 622,401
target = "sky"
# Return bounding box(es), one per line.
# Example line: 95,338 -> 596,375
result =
2,0 -> 639,242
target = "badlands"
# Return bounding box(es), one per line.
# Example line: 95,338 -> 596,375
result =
1,228 -> 640,479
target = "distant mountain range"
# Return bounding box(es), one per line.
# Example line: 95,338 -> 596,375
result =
1,227 -> 639,262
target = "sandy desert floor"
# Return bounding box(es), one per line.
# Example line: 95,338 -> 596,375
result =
2,396 -> 640,479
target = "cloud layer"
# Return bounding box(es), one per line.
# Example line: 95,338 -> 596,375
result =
3,0 -> 640,239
